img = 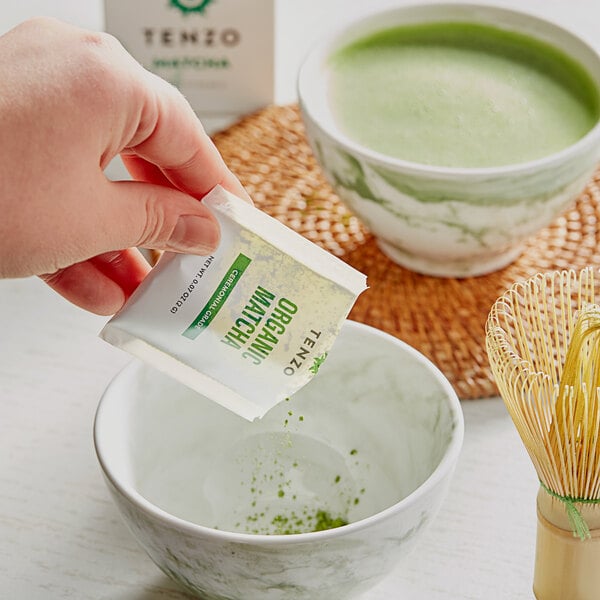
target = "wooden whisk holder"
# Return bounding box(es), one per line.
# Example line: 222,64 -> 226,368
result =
534,488 -> 600,600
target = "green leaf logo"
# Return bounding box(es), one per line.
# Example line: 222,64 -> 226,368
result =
169,0 -> 216,15
309,353 -> 328,374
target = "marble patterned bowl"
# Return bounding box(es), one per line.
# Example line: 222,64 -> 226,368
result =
298,3 -> 600,277
94,321 -> 463,600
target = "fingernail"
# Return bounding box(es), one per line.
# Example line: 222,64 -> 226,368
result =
168,215 -> 220,253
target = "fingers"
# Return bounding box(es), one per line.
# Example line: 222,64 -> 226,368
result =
90,248 -> 150,298
40,173 -> 223,314
41,260 -> 124,316
121,73 -> 251,202
92,179 -> 221,255
120,155 -> 171,187
41,249 -> 151,315
33,178 -> 220,280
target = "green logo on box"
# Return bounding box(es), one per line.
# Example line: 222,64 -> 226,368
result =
169,0 -> 215,16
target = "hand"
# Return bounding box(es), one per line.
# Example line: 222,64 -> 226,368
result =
0,17 -> 249,314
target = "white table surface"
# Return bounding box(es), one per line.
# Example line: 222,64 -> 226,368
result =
0,276 -> 539,600
1,0 -> 599,598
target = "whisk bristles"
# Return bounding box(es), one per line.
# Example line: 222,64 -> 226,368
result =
486,267 -> 600,537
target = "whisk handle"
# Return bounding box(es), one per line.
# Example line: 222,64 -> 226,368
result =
534,488 -> 600,600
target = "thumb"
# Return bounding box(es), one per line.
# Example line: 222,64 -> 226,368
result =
97,179 -> 221,255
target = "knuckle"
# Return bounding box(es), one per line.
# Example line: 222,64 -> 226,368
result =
39,267 -> 67,287
19,16 -> 59,31
81,30 -> 119,50
162,145 -> 204,173
95,250 -> 127,268
135,195 -> 174,248
70,33 -> 130,105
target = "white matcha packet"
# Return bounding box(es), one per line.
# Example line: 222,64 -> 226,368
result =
100,186 -> 367,421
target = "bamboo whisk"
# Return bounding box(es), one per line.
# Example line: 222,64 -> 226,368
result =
486,267 -> 600,600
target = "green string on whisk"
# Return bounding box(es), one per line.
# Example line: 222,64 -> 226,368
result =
538,480 -> 600,540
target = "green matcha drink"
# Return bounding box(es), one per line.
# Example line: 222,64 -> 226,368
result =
328,22 -> 600,168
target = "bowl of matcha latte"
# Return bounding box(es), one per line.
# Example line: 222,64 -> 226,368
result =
298,3 -> 600,277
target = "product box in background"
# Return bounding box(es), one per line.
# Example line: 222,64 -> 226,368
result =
104,0 -> 275,116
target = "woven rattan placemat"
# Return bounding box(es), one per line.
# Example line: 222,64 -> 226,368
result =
212,104 -> 600,399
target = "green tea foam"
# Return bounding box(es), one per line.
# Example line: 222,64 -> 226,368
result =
328,22 -> 599,168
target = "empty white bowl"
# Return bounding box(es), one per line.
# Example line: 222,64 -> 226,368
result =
94,320 -> 463,599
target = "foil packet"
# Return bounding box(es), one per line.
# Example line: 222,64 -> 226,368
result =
100,186 -> 367,421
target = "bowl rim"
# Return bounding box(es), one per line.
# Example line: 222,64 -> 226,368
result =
297,1 -> 600,179
94,320 -> 464,545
